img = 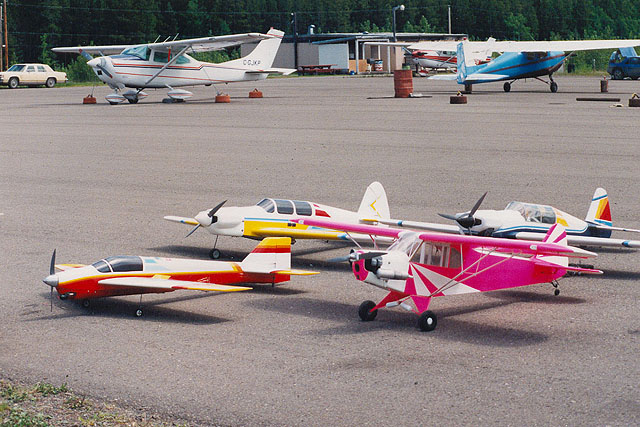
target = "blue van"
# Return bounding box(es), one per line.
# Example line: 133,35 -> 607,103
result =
608,47 -> 640,80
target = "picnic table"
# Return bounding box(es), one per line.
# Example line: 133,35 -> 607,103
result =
297,64 -> 337,75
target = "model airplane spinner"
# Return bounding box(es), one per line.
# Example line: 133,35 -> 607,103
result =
426,38 -> 640,92
53,28 -> 294,104
294,218 -> 601,331
371,188 -> 640,249
43,237 -> 315,316
165,182 -> 391,259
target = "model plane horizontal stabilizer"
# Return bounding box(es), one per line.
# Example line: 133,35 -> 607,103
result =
531,258 -> 603,275
514,232 -> 640,249
98,277 -> 251,292
254,227 -> 342,240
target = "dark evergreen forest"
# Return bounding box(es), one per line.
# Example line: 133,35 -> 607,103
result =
4,1 -> 640,75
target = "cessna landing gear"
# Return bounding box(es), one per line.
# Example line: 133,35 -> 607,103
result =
503,81 -> 511,92
358,300 -> 378,321
417,310 -> 437,332
550,81 -> 558,93
551,280 -> 560,296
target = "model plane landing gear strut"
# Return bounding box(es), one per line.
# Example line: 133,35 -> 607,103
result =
551,280 -> 560,296
209,235 -> 221,259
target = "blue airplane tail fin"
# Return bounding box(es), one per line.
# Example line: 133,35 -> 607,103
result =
456,41 -> 479,84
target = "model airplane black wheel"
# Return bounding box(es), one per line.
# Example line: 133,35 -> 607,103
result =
135,309 -> 143,317
417,310 -> 437,331
554,289 -> 560,296
210,249 -> 221,259
550,82 -> 558,93
358,300 -> 377,321
81,299 -> 90,308
503,82 -> 511,92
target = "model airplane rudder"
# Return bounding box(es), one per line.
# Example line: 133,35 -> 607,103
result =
535,224 -> 569,268
585,188 -> 612,233
357,182 -> 390,220
240,237 -> 291,273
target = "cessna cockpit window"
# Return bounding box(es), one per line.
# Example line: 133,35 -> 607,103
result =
104,256 -> 143,272
256,198 -> 275,213
122,45 -> 150,60
152,51 -> 191,64
293,201 -> 312,216
274,199 -> 294,215
91,260 -> 111,273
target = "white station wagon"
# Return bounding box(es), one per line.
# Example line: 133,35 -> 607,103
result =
0,63 -> 68,88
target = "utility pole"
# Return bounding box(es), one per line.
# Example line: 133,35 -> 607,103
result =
0,1 -> 3,71
291,12 -> 298,70
3,0 -> 7,70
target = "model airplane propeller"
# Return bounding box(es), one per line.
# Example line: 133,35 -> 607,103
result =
438,192 -> 487,231
185,200 -> 227,238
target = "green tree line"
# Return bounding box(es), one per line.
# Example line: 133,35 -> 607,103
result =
5,0 -> 640,75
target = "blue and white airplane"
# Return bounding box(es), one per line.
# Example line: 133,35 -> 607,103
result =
426,38 -> 640,92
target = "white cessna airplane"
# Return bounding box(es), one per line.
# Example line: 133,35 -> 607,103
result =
52,28 -> 294,104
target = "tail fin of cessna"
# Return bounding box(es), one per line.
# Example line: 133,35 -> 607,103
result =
225,28 -> 288,73
585,188 -> 612,231
357,182 -> 390,220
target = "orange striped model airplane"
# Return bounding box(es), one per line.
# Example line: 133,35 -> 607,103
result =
43,237 -> 315,316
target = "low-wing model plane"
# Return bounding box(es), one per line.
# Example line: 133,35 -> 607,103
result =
43,237 -> 314,316
427,38 -> 640,92
53,28 -> 294,104
165,182 -> 391,259
373,188 -> 640,249
294,218 -> 600,331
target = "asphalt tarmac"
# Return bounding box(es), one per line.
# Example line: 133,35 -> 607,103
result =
1,75 -> 639,426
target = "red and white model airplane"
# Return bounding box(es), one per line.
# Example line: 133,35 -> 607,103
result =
294,218 -> 600,332
43,237 -> 314,316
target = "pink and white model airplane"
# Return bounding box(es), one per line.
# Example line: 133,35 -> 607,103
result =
43,237 -> 314,316
294,218 -> 601,331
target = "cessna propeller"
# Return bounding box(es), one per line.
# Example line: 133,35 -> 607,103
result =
185,200 -> 227,238
438,192 -> 487,232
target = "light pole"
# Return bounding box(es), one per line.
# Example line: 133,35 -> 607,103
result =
392,5 -> 404,42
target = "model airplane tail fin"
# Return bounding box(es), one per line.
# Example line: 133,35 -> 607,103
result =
585,188 -> 612,232
240,237 -> 291,273
225,28 -> 284,70
535,224 -> 569,268
357,182 -> 390,220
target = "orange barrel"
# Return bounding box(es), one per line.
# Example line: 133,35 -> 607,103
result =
394,69 -> 413,98
600,79 -> 608,93
215,94 -> 231,103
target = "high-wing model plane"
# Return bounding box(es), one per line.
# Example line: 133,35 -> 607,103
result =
43,237 -> 315,316
372,188 -> 640,249
165,182 -> 391,259
294,218 -> 600,331
427,38 -> 640,92
52,28 -> 294,104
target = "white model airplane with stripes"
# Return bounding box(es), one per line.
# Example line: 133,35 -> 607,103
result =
52,28 -> 294,104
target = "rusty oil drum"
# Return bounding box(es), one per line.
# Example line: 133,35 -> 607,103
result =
394,69 -> 413,98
